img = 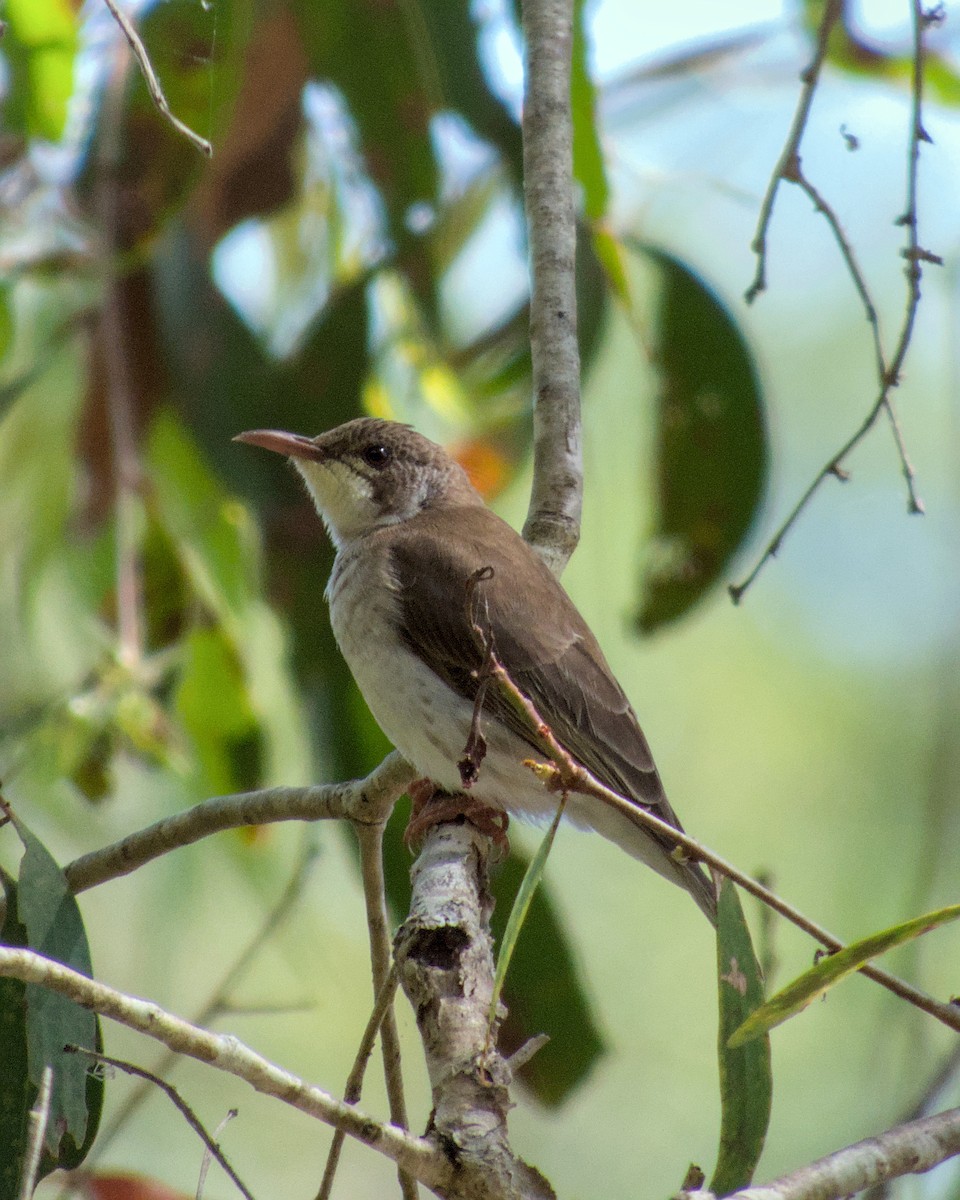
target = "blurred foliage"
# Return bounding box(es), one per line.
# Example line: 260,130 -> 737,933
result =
0,0 -> 957,1196
634,247 -> 767,633
803,0 -> 960,105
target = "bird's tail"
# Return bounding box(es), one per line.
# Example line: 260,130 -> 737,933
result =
567,793 -> 718,924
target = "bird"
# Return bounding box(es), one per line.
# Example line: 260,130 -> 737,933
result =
235,418 -> 716,922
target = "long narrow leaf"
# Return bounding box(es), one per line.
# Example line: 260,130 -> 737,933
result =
711,879 -> 772,1196
490,795 -> 567,1025
730,903 -> 960,1049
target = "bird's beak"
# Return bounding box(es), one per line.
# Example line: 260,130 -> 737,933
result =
233,429 -> 324,461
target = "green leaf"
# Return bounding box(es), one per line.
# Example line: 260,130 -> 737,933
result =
633,247 -> 767,632
0,287 -> 13,369
1,812 -> 104,1177
711,879 -> 771,1196
729,903 -> 960,1049
148,407 -> 312,788
489,832 -> 605,1106
0,0 -> 78,141
174,625 -> 262,794
491,798 -> 566,1023
572,0 -> 608,223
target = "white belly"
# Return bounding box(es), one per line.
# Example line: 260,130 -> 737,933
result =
327,539 -> 558,818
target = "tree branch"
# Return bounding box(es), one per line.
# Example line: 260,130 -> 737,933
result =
317,965 -> 401,1200
681,1104 -> 960,1200
0,947 -> 451,1192
63,752 -> 416,894
520,0 -> 583,576
394,821 -> 555,1200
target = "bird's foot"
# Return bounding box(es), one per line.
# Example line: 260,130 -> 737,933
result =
404,779 -> 510,858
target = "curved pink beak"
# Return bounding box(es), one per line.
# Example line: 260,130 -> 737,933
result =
233,429 -> 323,460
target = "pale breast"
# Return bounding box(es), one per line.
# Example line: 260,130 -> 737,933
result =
326,538 -> 556,813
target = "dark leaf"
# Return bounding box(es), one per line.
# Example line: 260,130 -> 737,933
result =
189,9 -> 309,245
416,0 -> 523,180
2,813 -> 104,1177
290,0 -> 438,240
489,849 -> 604,1105
710,879 -> 772,1196
0,869 -> 31,1200
634,247 -> 767,632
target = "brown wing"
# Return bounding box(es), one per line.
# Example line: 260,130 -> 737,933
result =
386,505 -> 683,828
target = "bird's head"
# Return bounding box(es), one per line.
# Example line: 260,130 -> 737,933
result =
234,417 -> 483,546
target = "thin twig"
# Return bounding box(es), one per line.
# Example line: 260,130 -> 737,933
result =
520,0 -> 583,575
355,821 -> 418,1200
789,166 -> 885,378
63,752 -> 416,893
0,949 -> 447,1189
66,1048 -> 255,1200
484,651 -> 960,1036
732,1 -> 938,601
18,1066 -> 53,1200
745,0 -> 841,304
100,0 -> 213,156
316,965 -> 401,1200
90,839 -> 320,1158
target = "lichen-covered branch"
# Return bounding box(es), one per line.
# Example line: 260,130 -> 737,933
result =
0,947 -> 448,1189
395,822 -> 555,1200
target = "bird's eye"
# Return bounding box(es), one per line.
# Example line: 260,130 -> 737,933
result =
361,444 -> 392,468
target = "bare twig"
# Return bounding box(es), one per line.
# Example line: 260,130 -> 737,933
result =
745,0 -> 841,304
66,1048 -> 254,1200
316,965 -> 401,1200
91,839 -> 319,1158
689,1104 -> 960,1200
732,0 -> 938,601
101,0 -> 213,156
520,0 -> 583,576
483,651 -> 960,1036
63,752 -> 416,893
18,1066 -> 52,1200
355,821 -> 418,1200
0,948 -> 447,1189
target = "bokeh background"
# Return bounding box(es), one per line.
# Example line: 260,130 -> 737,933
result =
2,0 -> 960,1196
